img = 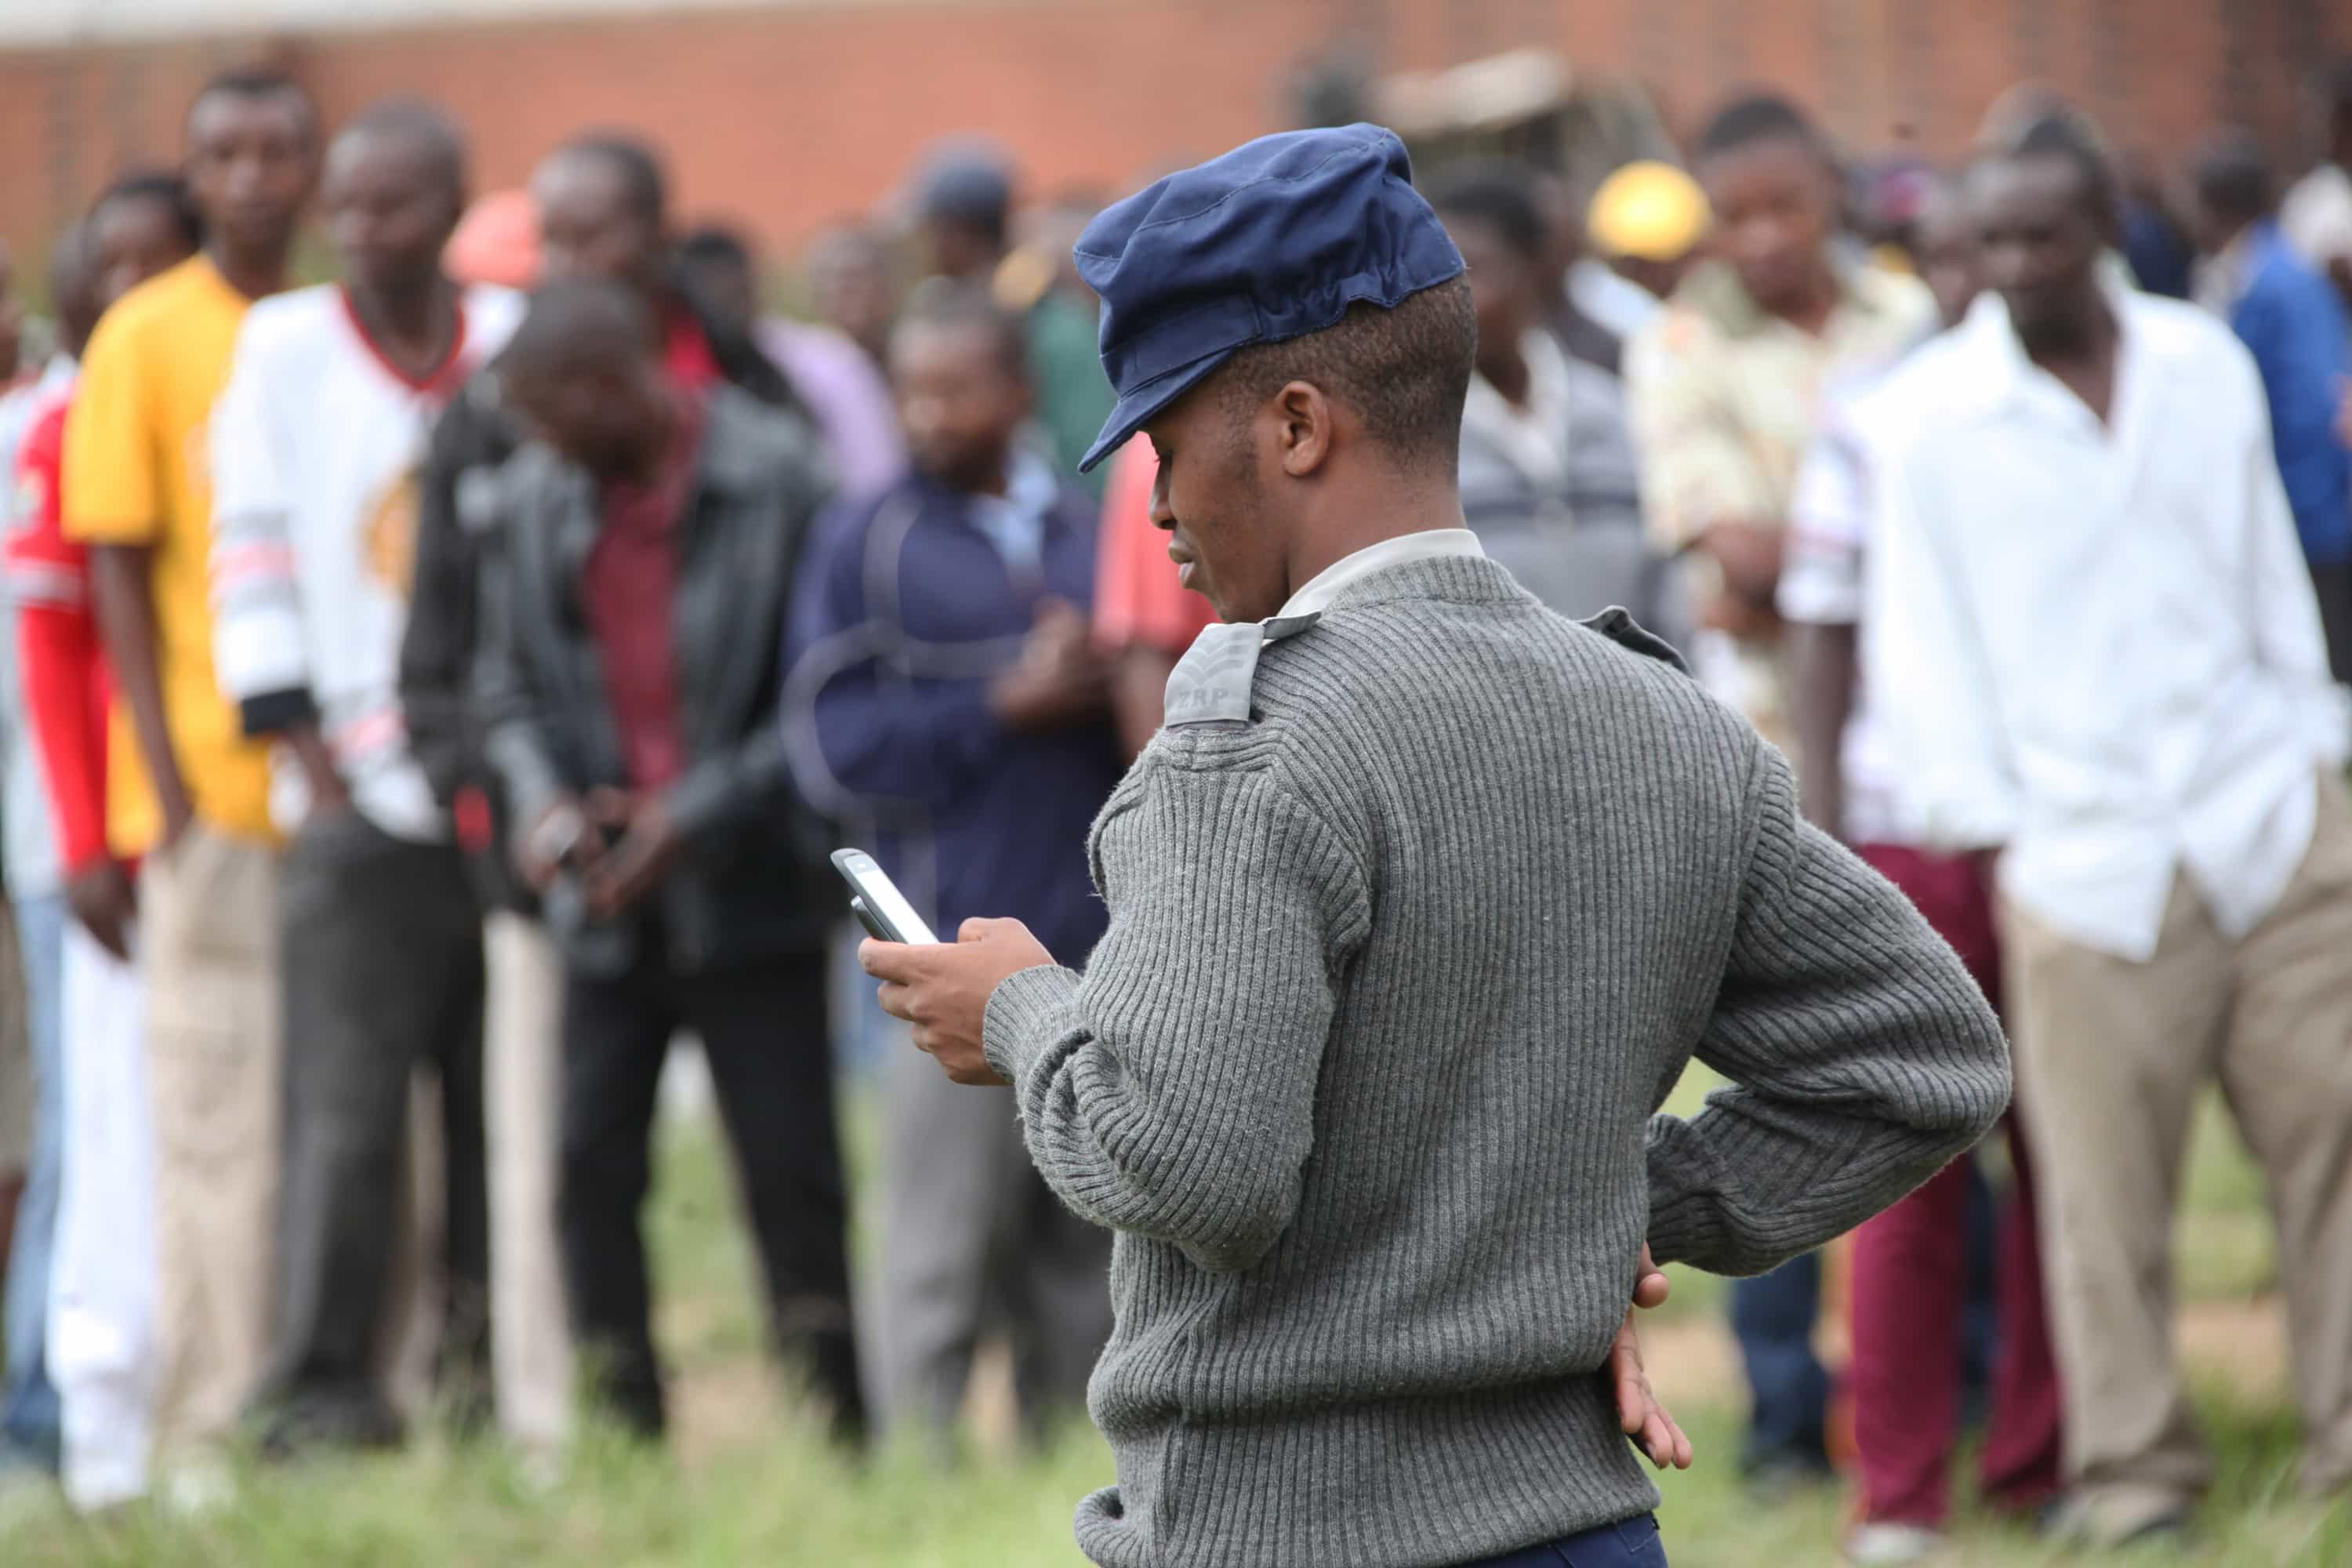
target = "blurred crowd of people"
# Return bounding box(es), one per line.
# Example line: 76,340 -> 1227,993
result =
0,49 -> 2346,1566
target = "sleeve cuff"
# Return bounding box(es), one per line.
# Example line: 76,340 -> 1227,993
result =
982,964 -> 1081,1087
238,687 -> 318,737
1642,1114 -> 1723,1270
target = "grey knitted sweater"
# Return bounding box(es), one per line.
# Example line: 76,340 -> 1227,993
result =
982,553 -> 2009,1568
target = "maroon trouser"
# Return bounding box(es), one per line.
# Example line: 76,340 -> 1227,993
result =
1849,845 -> 2063,1527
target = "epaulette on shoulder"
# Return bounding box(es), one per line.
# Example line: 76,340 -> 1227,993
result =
1160,612 -> 1321,726
1577,606 -> 1690,673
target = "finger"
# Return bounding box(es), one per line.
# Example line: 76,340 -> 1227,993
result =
956,916 -> 1016,944
1664,1406 -> 1693,1470
875,980 -> 916,1022
858,938 -> 928,982
1644,1405 -> 1674,1469
1633,1269 -> 1671,1312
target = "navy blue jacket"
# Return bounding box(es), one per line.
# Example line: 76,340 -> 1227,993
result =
2224,223 -> 2352,566
783,470 -> 1122,964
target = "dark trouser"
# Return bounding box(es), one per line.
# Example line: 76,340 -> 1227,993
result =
256,812 -> 488,1447
1731,1254 -> 1829,1474
2311,561 -> 2352,684
1849,845 -> 2063,1526
559,944 -> 862,1442
1461,1513 -> 1667,1566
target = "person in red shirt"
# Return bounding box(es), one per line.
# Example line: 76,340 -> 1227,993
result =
16,175 -> 201,955
1090,434 -> 1218,758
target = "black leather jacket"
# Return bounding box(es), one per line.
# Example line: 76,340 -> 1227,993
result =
398,276 -> 806,913
470,387 -> 836,975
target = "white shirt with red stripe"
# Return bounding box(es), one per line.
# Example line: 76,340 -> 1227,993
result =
211,282 -> 521,842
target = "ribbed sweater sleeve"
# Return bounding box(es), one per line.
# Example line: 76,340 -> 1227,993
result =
1644,738 -> 2012,1276
984,753 -> 1371,1275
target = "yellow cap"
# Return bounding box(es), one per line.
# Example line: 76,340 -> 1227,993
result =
1586,162 -> 1709,263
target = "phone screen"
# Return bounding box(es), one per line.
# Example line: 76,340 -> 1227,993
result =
832,850 -> 940,944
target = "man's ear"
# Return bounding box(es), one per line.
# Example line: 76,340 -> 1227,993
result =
1274,379 -> 1334,477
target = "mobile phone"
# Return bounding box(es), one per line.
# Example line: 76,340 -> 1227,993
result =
830,848 -> 939,945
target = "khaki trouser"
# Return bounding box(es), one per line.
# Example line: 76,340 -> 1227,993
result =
140,822 -> 281,1451
484,913 -> 570,1454
2002,775 -> 2352,1516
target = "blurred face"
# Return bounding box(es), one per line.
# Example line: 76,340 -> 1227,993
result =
891,318 -> 1029,492
1142,375 -> 1292,624
1975,154 -> 2106,346
924,217 -> 1000,282
809,233 -> 894,350
1443,216 -> 1537,375
89,194 -> 198,311
324,130 -> 462,303
1697,136 -> 1839,314
509,356 -> 667,481
679,252 -> 757,338
186,89 -> 318,262
1914,191 -> 1984,330
533,154 -> 664,296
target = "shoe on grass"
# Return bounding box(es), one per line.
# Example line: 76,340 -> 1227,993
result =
1844,1522 -> 1946,1563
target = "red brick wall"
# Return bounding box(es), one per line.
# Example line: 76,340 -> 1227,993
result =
2,0 -> 2346,272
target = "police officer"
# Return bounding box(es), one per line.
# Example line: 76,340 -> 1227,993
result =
862,125 -> 2009,1568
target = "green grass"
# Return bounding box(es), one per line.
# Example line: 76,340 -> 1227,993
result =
4,1073 -> 2336,1566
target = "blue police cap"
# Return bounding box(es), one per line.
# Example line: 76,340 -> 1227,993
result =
1073,123 -> 1465,473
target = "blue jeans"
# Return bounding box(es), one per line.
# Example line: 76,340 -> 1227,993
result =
2,893 -> 65,1466
1464,1514 -> 1667,1566
1731,1251 -> 1829,1472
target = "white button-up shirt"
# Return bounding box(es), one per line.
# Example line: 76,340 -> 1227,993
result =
1864,288 -> 2349,960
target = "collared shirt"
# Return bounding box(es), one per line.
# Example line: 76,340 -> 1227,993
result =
1277,528 -> 1486,620
1865,287 -> 2349,960
584,390 -> 708,791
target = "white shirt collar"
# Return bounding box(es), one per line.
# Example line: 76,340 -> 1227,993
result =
1276,528 -> 1486,620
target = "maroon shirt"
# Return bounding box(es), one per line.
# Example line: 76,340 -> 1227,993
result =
582,390 -> 707,791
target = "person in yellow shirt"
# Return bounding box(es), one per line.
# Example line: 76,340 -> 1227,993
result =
63,66 -> 318,1465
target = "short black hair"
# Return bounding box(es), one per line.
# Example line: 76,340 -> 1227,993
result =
334,97 -> 468,202
189,66 -> 318,141
1985,107 -> 2122,229
2193,129 -> 2275,228
1696,92 -> 1827,164
1424,158 -> 1548,263
892,277 -> 1028,379
677,223 -> 754,273
92,169 -> 205,251
546,132 -> 668,224
1212,274 -> 1477,477
503,275 -> 659,384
